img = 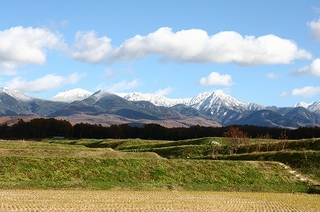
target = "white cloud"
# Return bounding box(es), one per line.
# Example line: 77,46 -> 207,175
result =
267,72 -> 280,80
70,31 -> 113,63
72,28 -> 312,65
280,86 -> 320,98
107,79 -> 142,92
199,72 -> 233,86
279,92 -> 289,98
6,73 -> 82,92
292,58 -> 320,77
308,19 -> 320,41
0,26 -> 65,74
155,86 -> 172,96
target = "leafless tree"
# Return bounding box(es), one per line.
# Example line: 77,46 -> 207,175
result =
223,126 -> 248,154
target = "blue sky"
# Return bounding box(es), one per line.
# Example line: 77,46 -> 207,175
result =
1,1 -> 320,107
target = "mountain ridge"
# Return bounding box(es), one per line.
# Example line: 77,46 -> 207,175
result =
1,87 -> 320,128
50,88 -> 92,103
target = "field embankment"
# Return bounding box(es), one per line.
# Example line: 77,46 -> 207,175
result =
0,140 -> 312,192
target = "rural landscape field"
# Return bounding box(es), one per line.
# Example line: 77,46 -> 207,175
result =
0,135 -> 319,211
1,190 -> 320,211
2,0 -> 320,211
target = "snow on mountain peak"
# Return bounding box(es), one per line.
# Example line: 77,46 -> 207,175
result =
306,101 -> 320,114
188,90 -> 264,113
50,88 -> 92,103
0,87 -> 34,101
188,91 -> 213,107
293,102 -> 309,108
293,101 -> 320,114
91,89 -> 116,100
189,90 -> 236,109
123,92 -> 191,107
122,90 -> 264,112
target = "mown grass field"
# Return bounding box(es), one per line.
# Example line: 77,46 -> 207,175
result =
1,190 -> 320,212
0,137 -> 319,211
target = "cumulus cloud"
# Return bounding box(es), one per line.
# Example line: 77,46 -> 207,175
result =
308,19 -> 320,41
0,26 -> 65,74
292,58 -> 320,77
70,31 -> 113,63
71,27 -> 312,66
155,86 -> 172,96
6,73 -> 82,92
280,86 -> 320,98
106,79 -> 142,92
199,72 -> 233,86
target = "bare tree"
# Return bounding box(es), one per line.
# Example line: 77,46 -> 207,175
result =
278,130 -> 288,151
257,133 -> 272,152
223,126 -> 248,154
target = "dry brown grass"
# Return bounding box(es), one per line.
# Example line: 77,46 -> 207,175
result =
1,190 -> 319,211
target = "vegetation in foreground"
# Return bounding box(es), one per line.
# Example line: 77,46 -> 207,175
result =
42,133 -> 320,184
0,138 -> 318,193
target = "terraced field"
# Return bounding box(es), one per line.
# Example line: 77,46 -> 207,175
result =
1,138 -> 319,211
1,190 -> 319,211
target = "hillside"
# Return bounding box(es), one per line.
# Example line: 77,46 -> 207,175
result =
0,139 -> 317,193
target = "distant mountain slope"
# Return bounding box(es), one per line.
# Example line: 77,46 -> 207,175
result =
123,90 -> 265,125
273,107 -> 320,127
0,87 -> 34,101
294,100 -> 320,114
229,110 -> 300,128
47,89 -> 218,127
0,86 -> 320,128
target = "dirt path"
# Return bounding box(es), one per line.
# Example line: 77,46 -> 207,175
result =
276,162 -> 320,186
1,190 -> 319,211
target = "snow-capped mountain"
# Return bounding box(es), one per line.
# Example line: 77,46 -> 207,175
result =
91,89 -> 114,100
123,90 -> 264,114
0,87 -> 34,101
294,101 -> 320,114
122,90 -> 267,125
50,88 -> 92,103
308,101 -> 320,114
1,86 -> 320,128
294,102 -> 310,108
188,90 -> 264,113
122,92 -> 191,107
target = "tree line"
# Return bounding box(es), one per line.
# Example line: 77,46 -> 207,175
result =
1,118 -> 320,140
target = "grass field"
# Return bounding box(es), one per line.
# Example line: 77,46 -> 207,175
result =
1,138 -> 320,211
1,190 -> 319,211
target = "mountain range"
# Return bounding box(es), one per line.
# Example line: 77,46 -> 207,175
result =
0,87 -> 320,128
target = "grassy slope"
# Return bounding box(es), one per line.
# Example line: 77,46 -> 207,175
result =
0,156 -> 309,192
0,139 -> 311,192
217,151 -> 320,182
86,137 -> 320,183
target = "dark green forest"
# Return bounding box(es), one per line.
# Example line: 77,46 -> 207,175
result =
1,118 -> 320,140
